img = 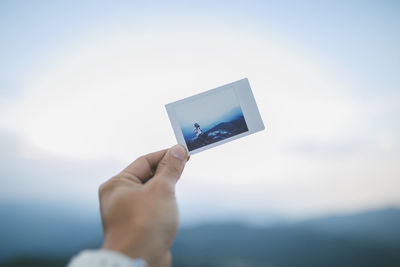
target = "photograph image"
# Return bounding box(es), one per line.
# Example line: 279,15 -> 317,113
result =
174,88 -> 249,151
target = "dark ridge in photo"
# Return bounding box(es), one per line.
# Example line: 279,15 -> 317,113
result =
185,114 -> 248,151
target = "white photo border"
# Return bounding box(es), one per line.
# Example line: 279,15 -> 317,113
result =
165,78 -> 265,155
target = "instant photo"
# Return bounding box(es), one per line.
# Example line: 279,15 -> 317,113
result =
165,78 -> 265,155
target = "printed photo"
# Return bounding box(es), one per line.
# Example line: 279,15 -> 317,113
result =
174,88 -> 248,151
166,78 -> 265,155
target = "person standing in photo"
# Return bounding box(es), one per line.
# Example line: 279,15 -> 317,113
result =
193,123 -> 202,138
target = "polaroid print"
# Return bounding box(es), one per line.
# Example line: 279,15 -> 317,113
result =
165,78 -> 265,155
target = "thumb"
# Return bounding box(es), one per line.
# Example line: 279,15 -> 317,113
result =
154,144 -> 188,185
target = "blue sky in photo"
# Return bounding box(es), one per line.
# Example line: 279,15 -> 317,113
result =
175,88 -> 243,138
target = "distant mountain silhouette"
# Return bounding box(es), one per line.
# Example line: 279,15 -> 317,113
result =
172,208 -> 400,267
0,203 -> 102,264
186,115 -> 248,151
1,204 -> 400,267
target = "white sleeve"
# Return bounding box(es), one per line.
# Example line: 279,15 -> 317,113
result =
67,249 -> 147,267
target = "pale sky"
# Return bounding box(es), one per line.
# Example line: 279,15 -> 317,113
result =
174,87 -> 240,129
0,1 -> 399,224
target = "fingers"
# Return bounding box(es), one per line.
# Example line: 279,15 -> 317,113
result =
153,144 -> 188,186
159,251 -> 172,267
119,148 -> 168,184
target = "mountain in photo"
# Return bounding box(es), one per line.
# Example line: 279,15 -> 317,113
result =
185,115 -> 248,151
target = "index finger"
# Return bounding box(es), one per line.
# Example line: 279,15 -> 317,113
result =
119,148 -> 168,184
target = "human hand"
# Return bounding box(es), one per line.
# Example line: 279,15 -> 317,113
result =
99,145 -> 188,267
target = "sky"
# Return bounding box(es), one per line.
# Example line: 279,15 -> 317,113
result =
174,87 -> 241,130
0,0 -> 399,224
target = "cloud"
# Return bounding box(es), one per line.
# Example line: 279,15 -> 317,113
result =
289,139 -> 361,158
0,130 -> 121,207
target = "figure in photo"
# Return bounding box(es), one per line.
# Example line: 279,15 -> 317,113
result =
193,122 -> 209,147
194,123 -> 202,137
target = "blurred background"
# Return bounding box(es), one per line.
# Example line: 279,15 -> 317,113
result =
1,1 -> 399,266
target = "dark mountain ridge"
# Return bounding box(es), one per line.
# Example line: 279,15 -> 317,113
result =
172,207 -> 400,267
1,204 -> 400,267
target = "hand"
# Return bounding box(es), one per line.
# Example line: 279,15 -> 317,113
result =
99,145 -> 188,267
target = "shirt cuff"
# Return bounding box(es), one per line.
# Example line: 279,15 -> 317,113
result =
67,249 -> 147,267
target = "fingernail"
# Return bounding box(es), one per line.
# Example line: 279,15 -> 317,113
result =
170,145 -> 186,161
